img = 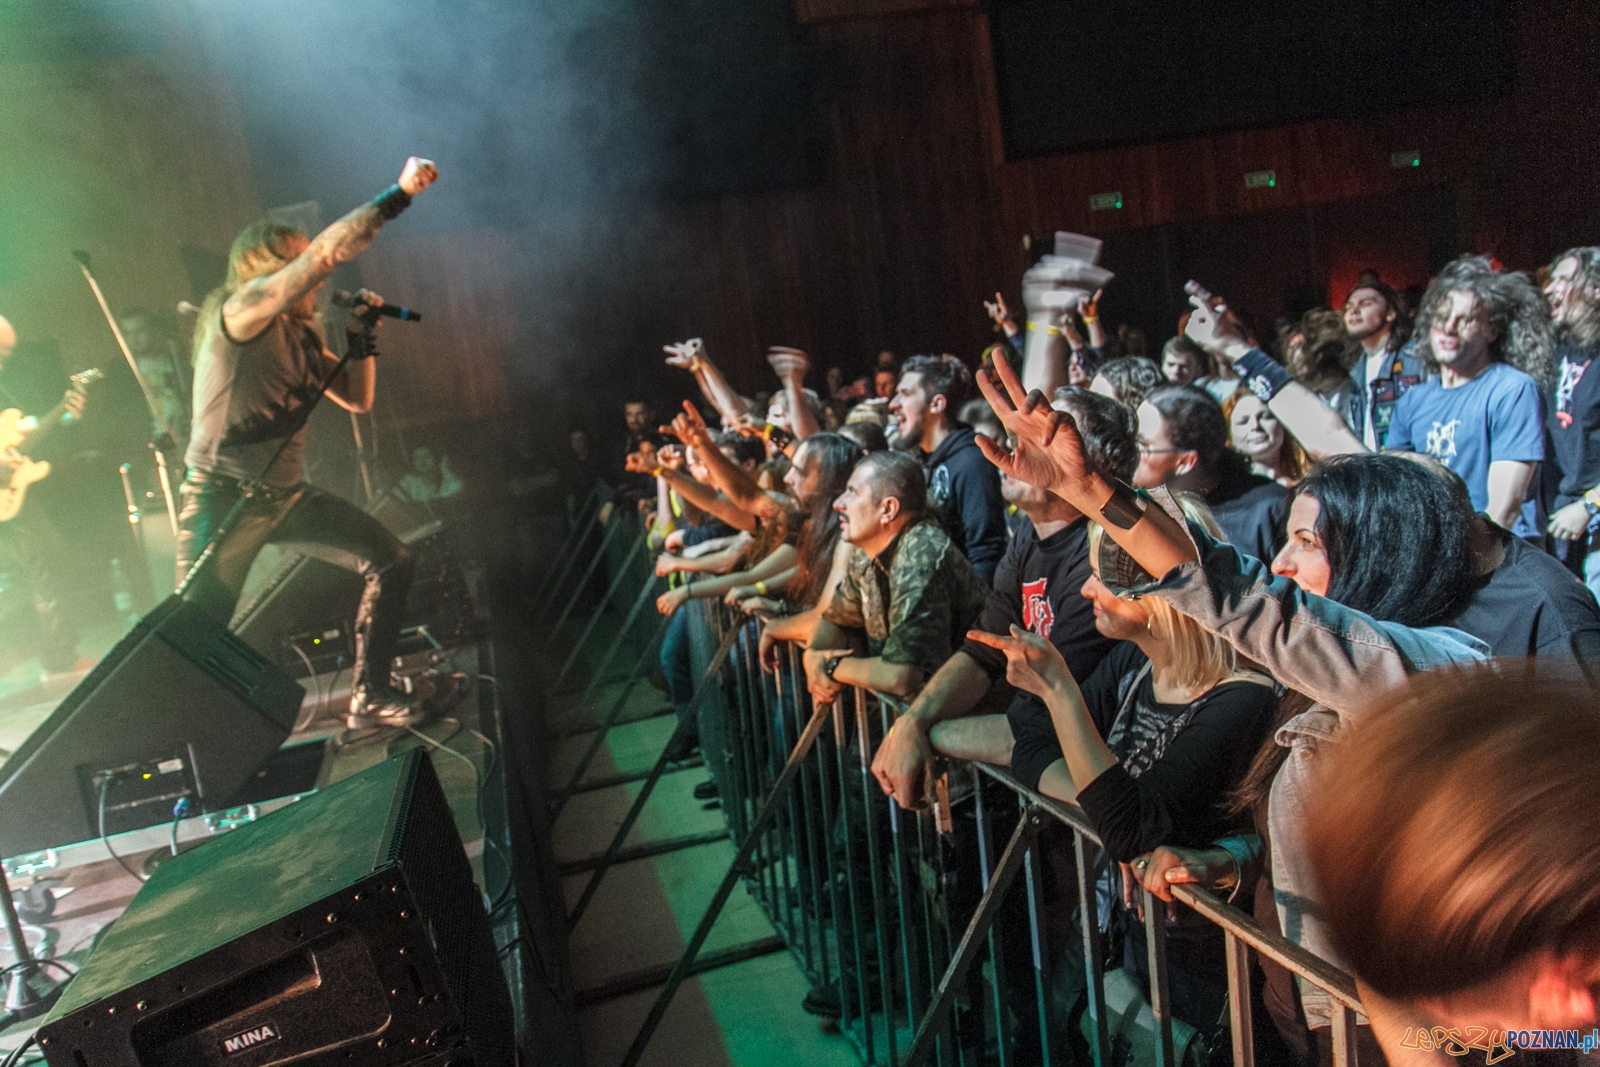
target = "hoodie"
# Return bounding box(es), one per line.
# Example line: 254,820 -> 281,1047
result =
921,423 -> 1008,585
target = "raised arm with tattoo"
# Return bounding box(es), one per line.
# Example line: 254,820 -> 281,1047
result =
223,157 -> 437,343
663,401 -> 786,520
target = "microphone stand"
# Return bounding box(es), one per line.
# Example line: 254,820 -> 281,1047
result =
71,250 -> 182,539
175,341 -> 361,598
0,863 -> 46,1021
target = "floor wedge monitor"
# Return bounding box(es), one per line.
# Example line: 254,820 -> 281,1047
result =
0,595 -> 305,858
36,748 -> 514,1066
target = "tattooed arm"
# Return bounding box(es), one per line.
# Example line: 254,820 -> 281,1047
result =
222,157 -> 438,342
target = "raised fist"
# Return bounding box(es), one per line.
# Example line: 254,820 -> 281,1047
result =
398,158 -> 439,196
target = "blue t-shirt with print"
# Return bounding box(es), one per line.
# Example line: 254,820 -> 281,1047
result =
1384,360 -> 1545,538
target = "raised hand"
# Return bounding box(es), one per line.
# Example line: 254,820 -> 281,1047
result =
983,292 -> 1016,332
964,625 -> 1074,703
658,443 -> 686,472
766,346 -> 810,385
398,157 -> 439,196
663,338 -> 705,371
662,400 -> 714,451
624,450 -> 657,475
1077,288 -> 1102,322
973,349 -> 1096,504
1183,281 -> 1251,359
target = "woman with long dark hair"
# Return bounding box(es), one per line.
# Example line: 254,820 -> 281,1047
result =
972,349 -> 1489,1065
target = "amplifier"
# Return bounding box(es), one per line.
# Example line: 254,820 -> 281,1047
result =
36,749 -> 514,1066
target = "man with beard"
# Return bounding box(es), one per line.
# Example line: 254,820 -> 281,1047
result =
1544,247 -> 1600,597
888,354 -> 1007,584
1342,272 -> 1429,451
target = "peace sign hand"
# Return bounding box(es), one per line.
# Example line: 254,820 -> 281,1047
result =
972,349 -> 1098,507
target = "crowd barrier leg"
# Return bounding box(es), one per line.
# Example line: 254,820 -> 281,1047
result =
532,482 -> 604,609
1144,884 -> 1177,1067
1227,934 -> 1256,1067
552,573 -> 661,734
548,525 -> 650,693
902,806 -> 1045,1067
537,504 -> 624,628
855,687 -> 901,1065
1024,809 -> 1055,1067
564,619 -> 743,925
547,610 -> 674,820
1075,831 -> 1110,1067
788,645 -> 833,990
973,770 -> 1015,1067
620,698 -> 834,1067
1331,1004 -> 1360,1067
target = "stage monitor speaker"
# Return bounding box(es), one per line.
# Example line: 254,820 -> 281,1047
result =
37,749 -> 515,1067
0,595 -> 304,858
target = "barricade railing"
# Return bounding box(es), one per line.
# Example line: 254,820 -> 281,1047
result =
543,567 -> 1365,1067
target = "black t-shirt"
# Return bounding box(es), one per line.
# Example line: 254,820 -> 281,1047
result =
964,515 -> 1116,682
1548,342 -> 1600,503
1204,456 -> 1288,565
1450,522 -> 1600,677
1011,642 -> 1276,864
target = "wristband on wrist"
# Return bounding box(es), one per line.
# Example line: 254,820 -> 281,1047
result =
1027,321 -> 1062,337
1098,478 -> 1147,531
755,580 -> 769,596
650,465 -> 665,479
823,653 -> 849,682
1234,347 -> 1294,403
1080,314 -> 1099,324
373,184 -> 413,221
1584,487 -> 1600,515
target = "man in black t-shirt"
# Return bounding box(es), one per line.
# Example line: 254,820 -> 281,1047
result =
870,387 -> 1137,810
1543,247 -> 1600,600
1135,384 -> 1287,563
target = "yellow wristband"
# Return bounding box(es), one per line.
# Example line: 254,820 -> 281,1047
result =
755,580 -> 769,596
650,465 -> 665,478
1027,321 -> 1062,337
1080,315 -> 1098,324
1586,487 -> 1600,508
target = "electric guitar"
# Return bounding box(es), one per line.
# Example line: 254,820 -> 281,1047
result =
0,369 -> 103,522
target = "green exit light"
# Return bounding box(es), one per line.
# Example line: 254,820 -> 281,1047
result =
1244,170 -> 1276,189
1392,149 -> 1421,169
1090,191 -> 1123,211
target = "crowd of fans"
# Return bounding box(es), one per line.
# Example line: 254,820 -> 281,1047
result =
598,246 -> 1600,1065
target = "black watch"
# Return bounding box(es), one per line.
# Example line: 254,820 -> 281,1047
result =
1585,499 -> 1600,519
824,653 -> 849,681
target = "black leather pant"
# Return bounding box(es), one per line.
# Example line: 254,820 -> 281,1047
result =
176,472 -> 413,696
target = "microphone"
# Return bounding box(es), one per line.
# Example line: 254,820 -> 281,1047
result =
332,289 -> 422,323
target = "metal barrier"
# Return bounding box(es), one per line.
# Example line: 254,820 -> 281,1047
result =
542,542 -> 1367,1067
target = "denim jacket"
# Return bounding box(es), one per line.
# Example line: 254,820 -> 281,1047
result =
1130,504 -> 1487,1027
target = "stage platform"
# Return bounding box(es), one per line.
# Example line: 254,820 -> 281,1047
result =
0,622 -> 580,1065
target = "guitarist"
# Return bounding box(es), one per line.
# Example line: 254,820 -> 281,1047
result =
0,313 -> 85,675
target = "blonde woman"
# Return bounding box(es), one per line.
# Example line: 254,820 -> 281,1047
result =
969,497 -> 1275,1039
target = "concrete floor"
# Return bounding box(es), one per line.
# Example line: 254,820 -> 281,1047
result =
547,675 -> 861,1067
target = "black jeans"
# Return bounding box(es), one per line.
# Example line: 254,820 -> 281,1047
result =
176,472 -> 414,696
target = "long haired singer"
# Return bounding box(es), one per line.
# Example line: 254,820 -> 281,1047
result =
180,157 -> 441,732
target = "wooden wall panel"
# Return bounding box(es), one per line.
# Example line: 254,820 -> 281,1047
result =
587,0 -> 1600,409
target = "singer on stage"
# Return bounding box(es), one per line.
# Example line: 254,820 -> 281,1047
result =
179,156 -> 441,731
